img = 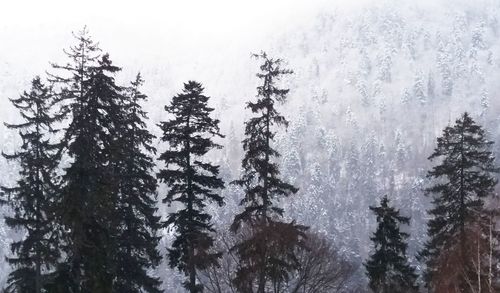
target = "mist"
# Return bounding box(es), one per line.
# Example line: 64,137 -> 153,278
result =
1,0 -> 500,291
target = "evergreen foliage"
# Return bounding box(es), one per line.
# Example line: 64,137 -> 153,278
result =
419,112 -> 499,290
230,52 -> 307,292
157,81 -> 225,293
365,195 -> 418,293
1,77 -> 64,293
56,54 -> 124,291
231,52 -> 298,227
112,73 -> 162,292
47,29 -> 162,292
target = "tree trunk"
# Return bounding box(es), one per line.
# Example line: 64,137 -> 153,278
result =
186,113 -> 197,293
35,250 -> 41,293
190,252 -> 197,293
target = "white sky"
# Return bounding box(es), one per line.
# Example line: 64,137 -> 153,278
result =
0,0 -> 333,88
0,0 -> 486,87
1,0 -> 477,120
0,0 -> 338,125
0,0 -> 330,42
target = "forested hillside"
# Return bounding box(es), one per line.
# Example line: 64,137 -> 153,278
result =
0,0 -> 499,292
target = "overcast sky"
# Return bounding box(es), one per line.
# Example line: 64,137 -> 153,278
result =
0,0 -> 329,62
0,0 -> 490,122
0,0 -> 335,98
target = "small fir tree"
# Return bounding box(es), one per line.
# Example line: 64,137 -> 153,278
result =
365,195 -> 418,293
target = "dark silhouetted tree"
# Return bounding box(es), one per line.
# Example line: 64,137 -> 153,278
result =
51,54 -> 123,292
419,112 -> 499,291
365,195 -> 418,293
112,73 -> 162,292
1,77 -> 64,293
157,81 -> 225,293
49,29 -> 162,292
231,52 -> 307,293
48,26 -> 101,115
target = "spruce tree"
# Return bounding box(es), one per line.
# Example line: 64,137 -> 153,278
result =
157,81 -> 225,293
53,54 -> 124,292
365,195 -> 418,293
48,26 -> 100,111
49,29 -> 162,292
112,73 -> 162,292
231,51 -> 298,227
231,52 -> 307,292
1,77 -> 64,293
419,112 -> 499,290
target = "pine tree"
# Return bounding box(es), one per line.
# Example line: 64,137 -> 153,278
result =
365,195 -> 418,293
49,28 -> 163,292
1,77 -> 65,293
157,81 -> 225,293
53,54 -> 124,292
48,26 -> 100,111
231,52 -> 298,227
419,112 -> 499,291
231,52 -> 307,292
112,73 -> 162,292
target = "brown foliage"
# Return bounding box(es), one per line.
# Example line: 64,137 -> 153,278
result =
286,233 -> 357,293
232,219 -> 308,293
198,228 -> 358,293
431,214 -> 499,293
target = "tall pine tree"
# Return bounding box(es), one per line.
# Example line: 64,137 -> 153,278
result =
49,29 -> 162,292
54,54 -> 124,292
365,195 -> 418,293
1,77 -> 64,293
231,52 -> 307,293
157,81 -> 225,293
112,73 -> 162,292
419,112 -> 499,291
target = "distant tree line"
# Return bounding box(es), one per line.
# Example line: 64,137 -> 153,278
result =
1,28 -> 499,293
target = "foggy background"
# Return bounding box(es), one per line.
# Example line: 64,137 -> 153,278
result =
1,0 -> 500,290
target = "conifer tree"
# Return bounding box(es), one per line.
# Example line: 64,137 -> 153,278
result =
419,112 -> 499,291
1,77 -> 64,293
231,52 -> 307,292
231,52 -> 298,227
365,195 -> 418,293
48,26 -> 100,113
55,54 -> 122,291
112,73 -> 162,292
157,81 -> 225,293
49,29 -> 162,292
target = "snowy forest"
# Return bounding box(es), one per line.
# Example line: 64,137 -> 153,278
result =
1,0 -> 500,292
